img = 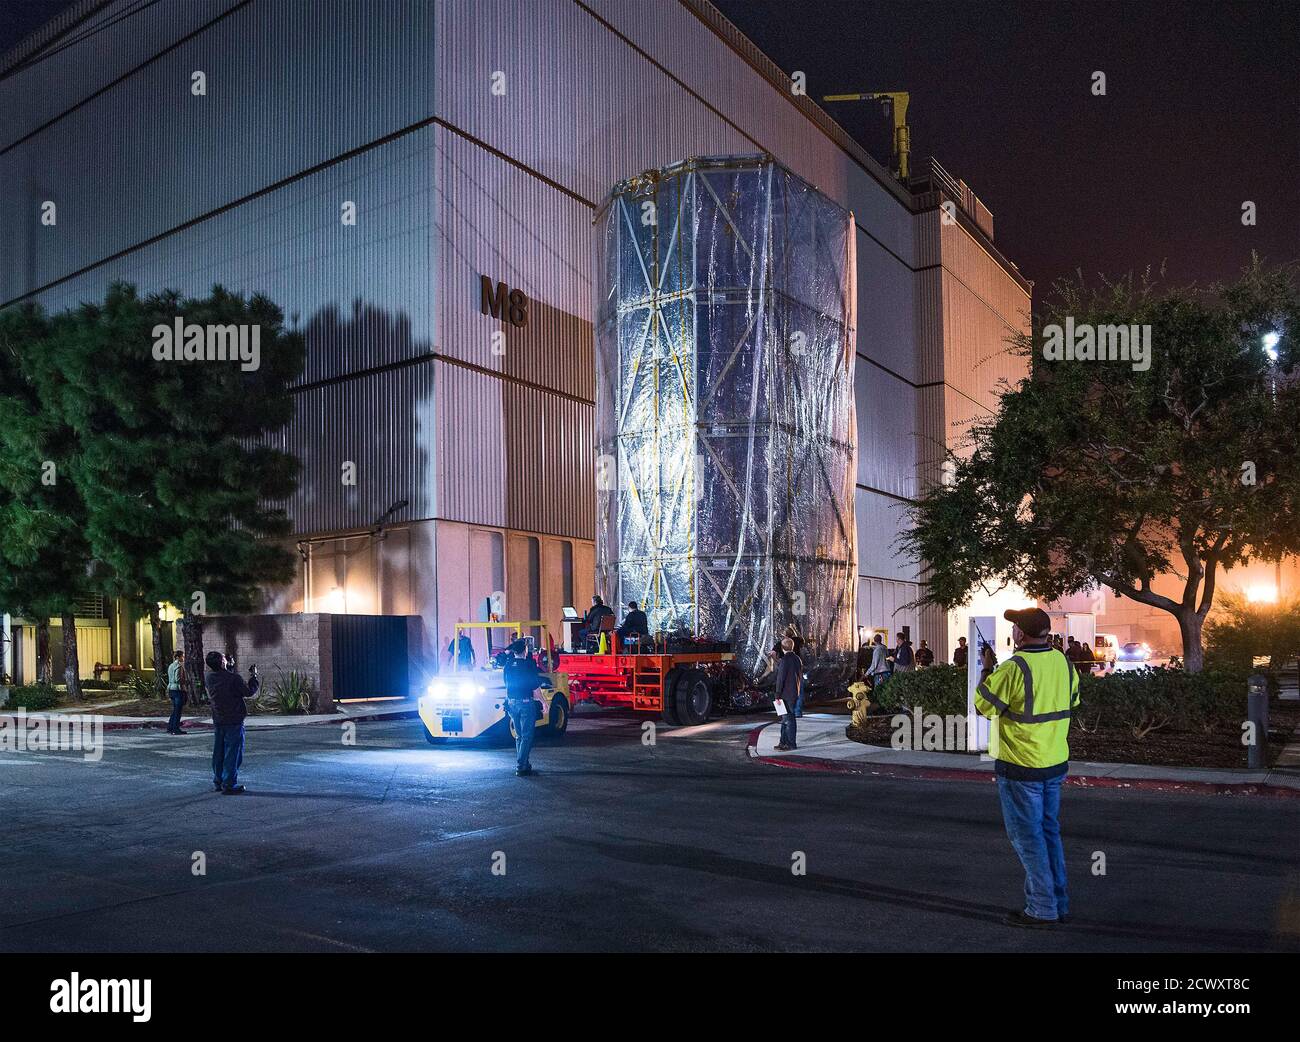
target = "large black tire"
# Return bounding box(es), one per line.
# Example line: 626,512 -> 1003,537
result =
548,694 -> 570,736
674,668 -> 713,726
660,668 -> 684,725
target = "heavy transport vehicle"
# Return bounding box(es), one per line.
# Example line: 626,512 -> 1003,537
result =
418,620 -> 570,742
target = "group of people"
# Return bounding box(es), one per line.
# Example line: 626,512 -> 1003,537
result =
576,595 -> 649,647
856,631 -> 942,688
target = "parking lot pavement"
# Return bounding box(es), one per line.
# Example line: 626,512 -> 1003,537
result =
2,712 -> 1297,953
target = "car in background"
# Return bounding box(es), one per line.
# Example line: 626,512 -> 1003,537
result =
1092,633 -> 1119,669
1118,641 -> 1152,662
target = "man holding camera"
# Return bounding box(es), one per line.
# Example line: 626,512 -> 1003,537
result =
205,651 -> 260,794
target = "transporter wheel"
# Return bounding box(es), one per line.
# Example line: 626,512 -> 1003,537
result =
660,668 -> 684,725
548,694 -> 570,736
674,668 -> 713,726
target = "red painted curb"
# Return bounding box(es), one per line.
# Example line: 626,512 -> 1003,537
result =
745,721 -> 1300,799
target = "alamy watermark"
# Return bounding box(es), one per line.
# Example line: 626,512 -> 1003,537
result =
0,710 -> 103,761
152,316 -> 261,371
1042,317 -> 1151,372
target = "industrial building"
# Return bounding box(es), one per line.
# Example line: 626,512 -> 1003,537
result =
0,0 -> 1031,683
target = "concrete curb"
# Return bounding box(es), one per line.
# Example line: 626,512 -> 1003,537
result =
745,721 -> 1300,800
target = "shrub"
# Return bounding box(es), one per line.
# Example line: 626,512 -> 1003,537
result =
124,668 -> 157,702
6,683 -> 60,711
1206,591 -> 1300,672
1077,665 -> 1251,738
270,669 -> 316,715
872,664 -> 966,717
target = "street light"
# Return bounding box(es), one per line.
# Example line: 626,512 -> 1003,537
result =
1262,331 -> 1280,361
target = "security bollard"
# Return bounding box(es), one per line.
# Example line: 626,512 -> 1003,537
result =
1247,674 -> 1269,770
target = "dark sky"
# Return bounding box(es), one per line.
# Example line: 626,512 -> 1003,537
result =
714,0 -> 1300,297
4,0 -> 1297,297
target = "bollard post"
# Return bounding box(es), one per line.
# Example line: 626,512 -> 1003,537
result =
1247,674 -> 1269,770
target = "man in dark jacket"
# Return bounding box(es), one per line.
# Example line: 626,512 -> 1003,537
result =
578,595 -> 614,645
503,640 -> 546,776
206,651 -> 259,794
616,600 -> 650,647
915,639 -> 935,667
773,638 -> 803,751
953,637 -> 969,668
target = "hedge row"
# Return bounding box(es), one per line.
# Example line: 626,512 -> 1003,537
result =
869,662 -> 1260,739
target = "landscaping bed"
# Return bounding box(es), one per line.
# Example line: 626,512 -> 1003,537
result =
844,663 -> 1300,770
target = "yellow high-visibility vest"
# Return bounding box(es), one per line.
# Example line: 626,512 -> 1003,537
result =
975,645 -> 1080,769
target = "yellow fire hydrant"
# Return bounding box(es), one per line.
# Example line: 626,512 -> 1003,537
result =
846,680 -> 872,729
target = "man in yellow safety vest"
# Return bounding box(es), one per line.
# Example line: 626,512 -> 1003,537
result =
975,607 -> 1080,927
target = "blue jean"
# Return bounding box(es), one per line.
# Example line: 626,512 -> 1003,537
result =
794,691 -> 805,718
507,700 -> 536,771
997,774 -> 1068,920
779,705 -> 797,748
167,689 -> 185,732
212,723 -> 245,789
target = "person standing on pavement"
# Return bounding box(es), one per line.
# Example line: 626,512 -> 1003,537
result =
893,632 -> 914,672
867,633 -> 889,690
206,652 -> 259,795
503,639 -> 544,776
166,650 -> 188,735
773,637 -> 803,751
975,607 -> 1080,928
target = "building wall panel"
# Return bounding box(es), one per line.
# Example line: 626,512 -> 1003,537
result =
857,576 -> 921,642
2,0 -> 436,304
855,488 -> 917,582
0,0 -> 241,150
269,360 -> 437,536
433,125 -> 595,402
856,362 -> 917,500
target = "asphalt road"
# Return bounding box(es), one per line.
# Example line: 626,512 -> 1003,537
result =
2,710 -> 1298,953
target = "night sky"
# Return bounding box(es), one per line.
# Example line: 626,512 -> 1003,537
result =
713,0 -> 1300,299
3,0 -> 1297,300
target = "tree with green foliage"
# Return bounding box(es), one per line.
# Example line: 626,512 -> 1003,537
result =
0,302 -> 95,698
1205,591 -> 1300,673
902,260 -> 1300,673
24,282 -> 304,696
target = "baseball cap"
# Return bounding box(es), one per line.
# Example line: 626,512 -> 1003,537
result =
1003,607 -> 1051,637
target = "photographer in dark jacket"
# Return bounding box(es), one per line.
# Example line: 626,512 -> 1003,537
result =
206,651 -> 259,794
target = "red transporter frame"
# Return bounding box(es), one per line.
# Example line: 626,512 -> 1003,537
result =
558,637 -> 738,726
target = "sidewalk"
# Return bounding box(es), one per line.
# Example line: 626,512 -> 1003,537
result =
8,698 -> 418,731
749,713 -> 1300,797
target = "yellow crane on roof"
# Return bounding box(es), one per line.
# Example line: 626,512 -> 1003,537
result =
822,90 -> 911,183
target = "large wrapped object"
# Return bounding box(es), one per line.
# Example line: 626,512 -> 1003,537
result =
594,155 -> 857,674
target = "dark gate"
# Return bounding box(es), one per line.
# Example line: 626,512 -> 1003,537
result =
331,615 -> 411,700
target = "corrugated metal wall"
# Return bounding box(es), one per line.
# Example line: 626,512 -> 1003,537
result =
1,0 -> 436,305
268,359 -> 437,535
0,0 -> 240,149
433,124 -> 593,402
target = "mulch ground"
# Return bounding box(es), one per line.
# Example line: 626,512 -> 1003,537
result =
846,699 -> 1300,770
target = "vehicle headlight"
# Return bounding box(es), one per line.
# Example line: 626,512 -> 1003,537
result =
425,681 -> 451,701
458,681 -> 476,699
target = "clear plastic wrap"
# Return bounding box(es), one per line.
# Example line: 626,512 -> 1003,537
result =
594,155 -> 857,674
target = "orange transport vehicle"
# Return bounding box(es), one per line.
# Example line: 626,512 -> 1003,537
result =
557,633 -> 760,726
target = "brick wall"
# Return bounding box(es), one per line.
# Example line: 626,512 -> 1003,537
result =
206,613 -> 335,711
